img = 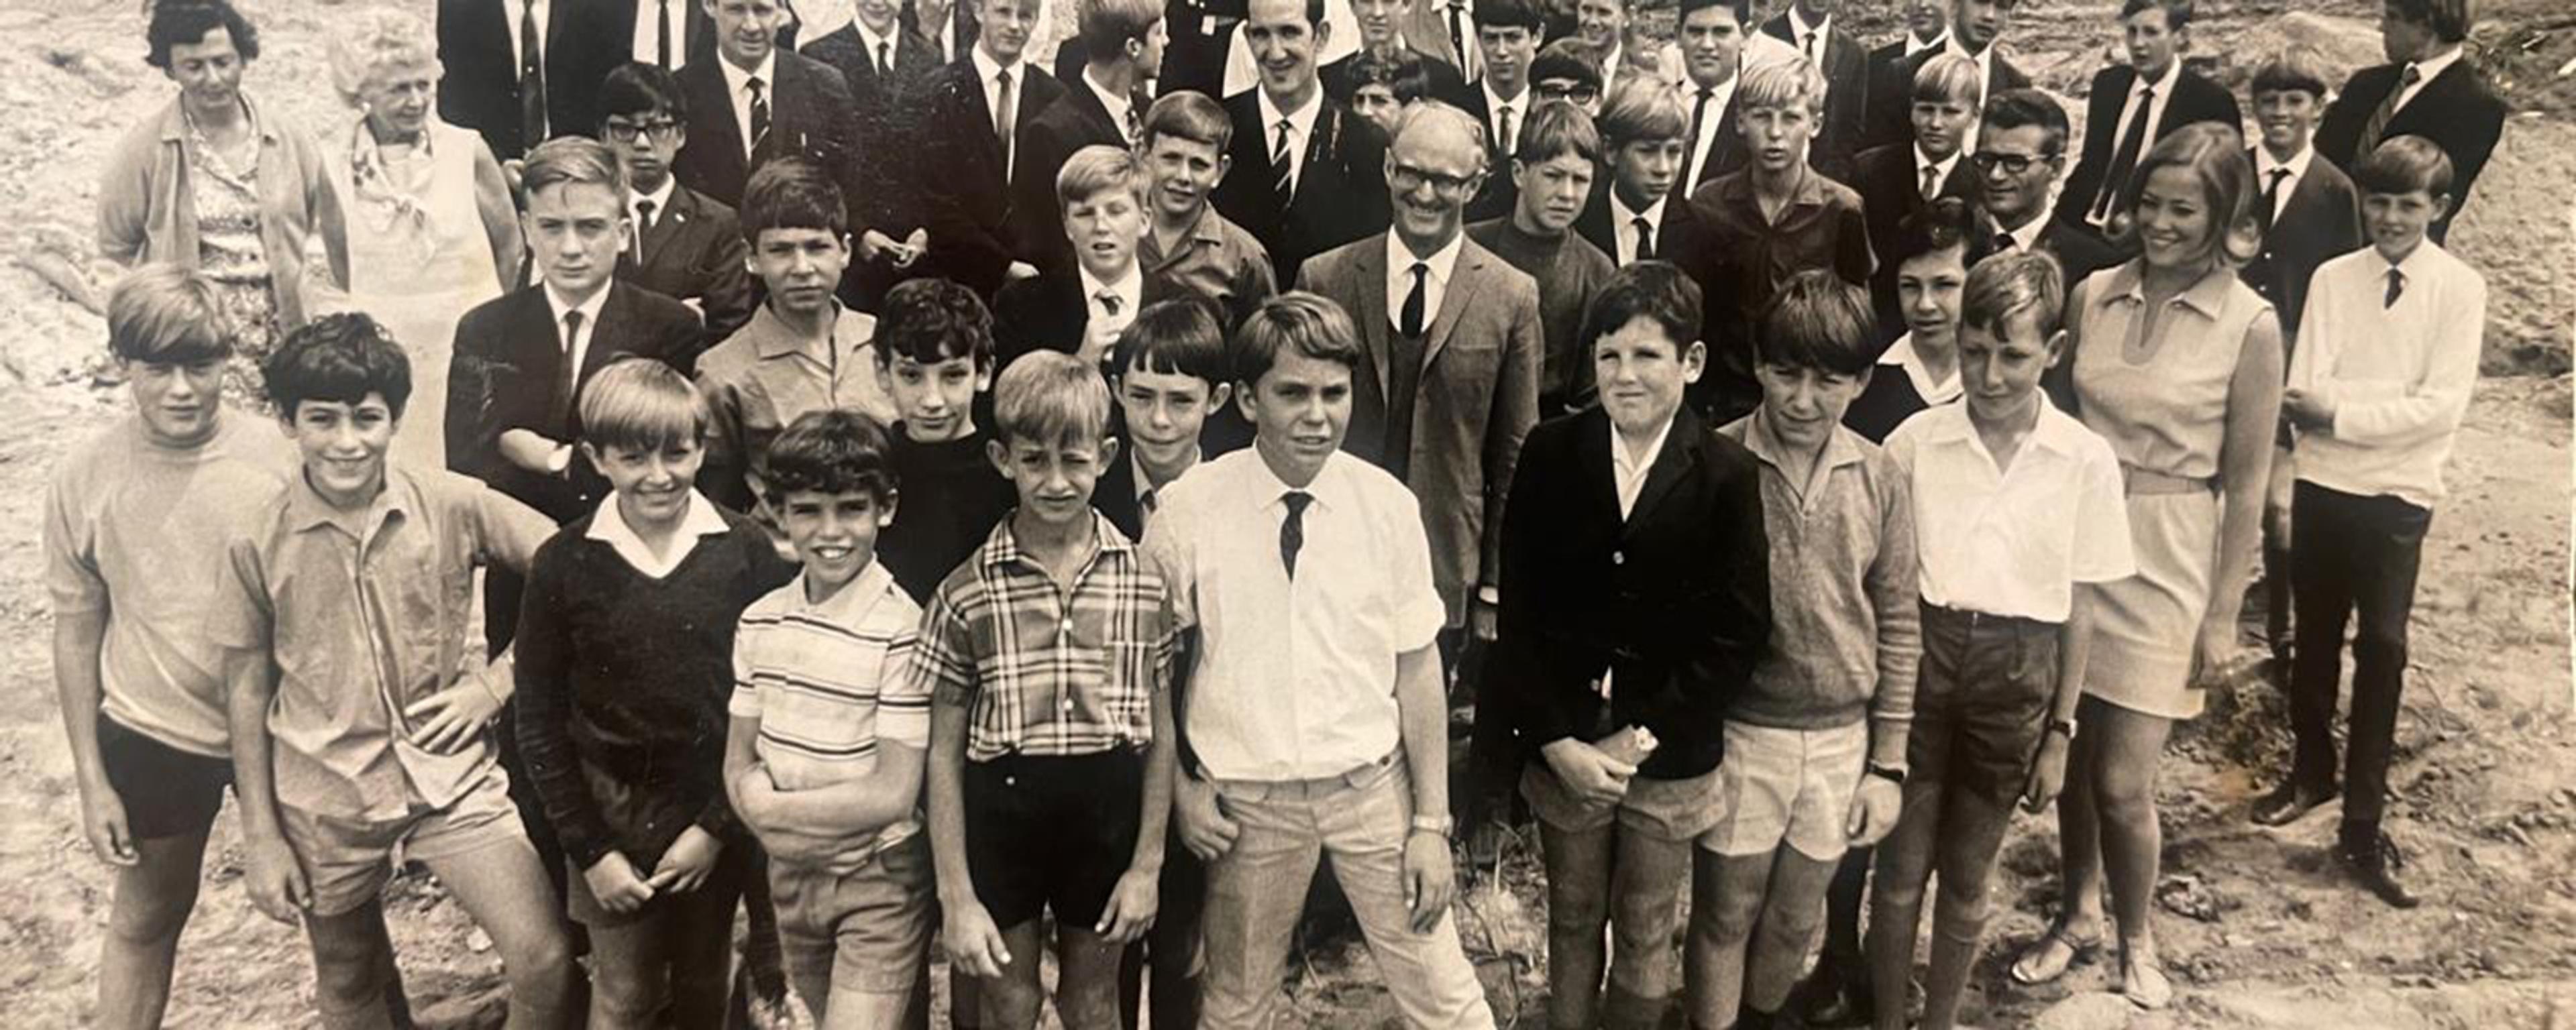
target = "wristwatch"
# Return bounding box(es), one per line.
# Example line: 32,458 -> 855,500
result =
1409,814 -> 1456,839
1866,762 -> 1907,785
2047,717 -> 2080,740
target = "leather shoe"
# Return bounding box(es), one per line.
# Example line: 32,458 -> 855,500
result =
2337,829 -> 2422,909
2251,778 -> 2337,826
1793,961 -> 1873,1027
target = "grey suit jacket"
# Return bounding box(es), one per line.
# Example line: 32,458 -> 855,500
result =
1296,232 -> 1544,626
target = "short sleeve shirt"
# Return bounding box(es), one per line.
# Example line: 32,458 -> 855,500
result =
730,561 -> 926,868
1882,403 -> 2135,623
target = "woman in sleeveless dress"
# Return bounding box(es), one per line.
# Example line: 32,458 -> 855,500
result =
2009,123 -> 2283,1010
322,7 -> 523,471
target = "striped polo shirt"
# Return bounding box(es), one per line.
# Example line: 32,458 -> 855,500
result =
729,560 -> 926,865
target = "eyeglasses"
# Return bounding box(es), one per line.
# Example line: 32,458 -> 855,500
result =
1969,150 -> 2055,176
1536,82 -> 1601,105
1388,161 -> 1481,198
603,119 -> 684,143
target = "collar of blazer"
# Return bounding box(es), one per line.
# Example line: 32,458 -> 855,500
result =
1574,402 -> 1707,531
1351,231 -> 1499,392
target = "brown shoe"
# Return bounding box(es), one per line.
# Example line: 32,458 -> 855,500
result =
2251,778 -> 2337,827
2337,829 -> 2423,909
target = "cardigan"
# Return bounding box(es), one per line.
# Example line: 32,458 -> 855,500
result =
97,95 -> 351,328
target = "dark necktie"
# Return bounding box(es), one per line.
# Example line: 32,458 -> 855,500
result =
747,76 -> 770,151
2359,63 -> 2422,155
1448,4 -> 1471,78
1994,231 -> 2017,253
554,309 -> 586,424
633,198 -> 656,260
1921,163 -> 1941,201
520,0 -> 548,146
1497,104 -> 1515,158
1683,87 -> 1713,186
1631,215 -> 1654,262
1125,95 -> 1144,146
1271,119 -> 1295,205
2260,168 -> 2289,232
1097,290 -> 1123,317
1279,490 -> 1313,578
878,40 -> 893,76
2384,267 -> 2404,308
994,68 -> 1017,160
655,0 -> 672,68
2092,84 -> 2153,222
1399,262 -> 1428,338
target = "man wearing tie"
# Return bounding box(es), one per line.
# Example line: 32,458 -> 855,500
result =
2053,0 -> 2240,241
1455,0 -> 1542,222
617,0 -> 718,68
913,0 -> 1064,294
599,62 -> 760,362
2312,0 -> 2504,243
1863,0 -> 2029,151
670,0 -> 869,210
437,0 -> 625,160
1972,89 -> 2118,290
804,0 -> 944,105
1758,0 -> 1867,181
1210,0 -> 1393,285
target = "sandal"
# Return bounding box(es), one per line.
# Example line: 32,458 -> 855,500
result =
2122,954 -> 2175,1011
2006,922 -> 2103,986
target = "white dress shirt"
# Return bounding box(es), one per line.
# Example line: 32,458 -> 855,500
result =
1881,400 -> 2135,622
1609,190 -> 1667,266
2090,58 -> 2181,226
1083,68 -> 1136,141
543,280 -> 614,391
2286,240 -> 2486,508
971,46 -> 1031,175
1255,84 -> 1325,192
2253,144 -> 2315,223
629,0 -> 691,66
1914,146 -> 1961,199
1610,414 -> 1676,519
1682,71 -> 1738,188
586,490 -> 731,578
1384,230 -> 1466,333
1141,449 -> 1448,781
1481,80 -> 1527,157
629,177 -> 676,258
2392,44 -> 2463,114
1906,30 -> 1947,56
1787,7 -> 1835,89
1992,211 -> 2047,253
851,16 -> 903,74
717,48 -> 780,160
1079,262 -> 1145,354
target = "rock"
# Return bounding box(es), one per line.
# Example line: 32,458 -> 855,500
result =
2266,11 -> 2392,80
2030,991 -> 2141,1030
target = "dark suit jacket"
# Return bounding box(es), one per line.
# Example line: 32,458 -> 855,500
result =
1454,86 -> 1527,223
1210,90 -> 1393,286
989,270 -> 1183,371
1865,45 -> 2029,151
615,184 -> 757,368
1852,142 -> 1974,341
445,282 -> 703,522
669,50 -> 866,214
2241,150 -> 2363,341
437,0 -> 625,160
1492,404 -> 1770,780
1676,81 -> 1750,196
1760,13 -> 1869,182
898,0 -> 979,66
912,57 -> 1069,294
802,20 -> 943,117
2314,56 -> 2506,243
1296,231 -> 1544,624
1013,79 -> 1132,277
594,0 -> 722,69
2055,63 -> 2243,227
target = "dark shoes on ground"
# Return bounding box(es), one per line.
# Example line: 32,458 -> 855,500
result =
2250,778 -> 2339,826
1791,960 -> 1872,1027
2337,827 -> 2423,909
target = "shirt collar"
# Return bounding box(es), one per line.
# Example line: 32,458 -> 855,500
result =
2135,57 -> 2180,98
851,15 -> 899,56
586,488 -> 731,558
1256,84 -> 1324,139
1788,5 -> 1830,44
1083,68 -> 1134,129
747,296 -> 856,359
1921,398 -> 2088,459
286,463 -> 415,534
1248,447 -> 1346,516
1078,262 -> 1145,311
1738,406 -> 1864,475
164,93 -> 275,145
970,44 -> 1024,87
1718,164 -> 1827,210
1611,188 -> 1666,226
545,280 -> 613,326
2100,259 -> 2235,319
1995,211 -> 2047,252
719,48 -> 780,93
2255,143 -> 2315,183
1915,144 -> 1958,180
1878,332 -> 1964,404
976,510 -> 1131,571
1387,230 -> 1467,286
2408,45 -> 2463,87
1483,79 -> 1525,114
793,557 -> 897,622
1908,29 -> 1948,54
2383,236 -> 2440,278
631,177 -> 678,218
1609,411 -> 1678,477
1944,36 -> 1994,75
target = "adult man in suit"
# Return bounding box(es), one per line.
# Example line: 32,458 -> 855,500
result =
1454,0 -> 1545,221
606,0 -> 721,70
1666,0 -> 1758,198
670,0 -> 867,211
438,0 -> 627,161
598,62 -> 759,363
1972,89 -> 2118,288
1573,0 -> 1658,98
803,0 -> 945,108
1864,0 -> 2027,151
902,0 -> 979,64
1211,0 -> 1393,285
1405,0 -> 1484,82
1760,0 -> 1866,181
912,0 -> 1064,294
1015,0 -> 1165,277
2313,0 -> 2504,243
1324,0 -> 1470,105
2055,0 -> 2242,235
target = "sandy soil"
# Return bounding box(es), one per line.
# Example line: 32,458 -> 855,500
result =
0,0 -> 2567,1025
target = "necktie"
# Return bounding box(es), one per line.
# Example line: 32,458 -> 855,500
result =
1125,97 -> 1144,146
1802,31 -> 1819,63
1279,490 -> 1313,578
2092,84 -> 2153,222
1497,105 -> 1516,158
1271,119 -> 1295,203
1448,4 -> 1472,79
2384,267 -> 2404,308
1631,215 -> 1655,262
1097,290 -> 1123,317
1683,87 -> 1713,186
633,198 -> 657,260
1399,262 -> 1428,338
556,308 -> 587,423
655,0 -> 672,68
1140,487 -> 1158,518
520,0 -> 548,146
994,68 -> 1016,151
1921,162 -> 1941,201
2359,63 -> 2422,154
877,40 -> 893,76
747,76 -> 770,151
1993,231 -> 2017,253
2261,167 -> 2289,232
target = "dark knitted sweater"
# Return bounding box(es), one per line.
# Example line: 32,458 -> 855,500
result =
1468,216 -> 1618,416
879,425 -> 1018,603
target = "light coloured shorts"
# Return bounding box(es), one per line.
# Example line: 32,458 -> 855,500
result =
1520,758 -> 1727,842
276,767 -> 529,917
1699,721 -> 1868,862
771,832 -> 936,995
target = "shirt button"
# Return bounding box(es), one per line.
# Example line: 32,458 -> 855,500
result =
1059,618 -> 1073,636
1612,551 -> 1625,565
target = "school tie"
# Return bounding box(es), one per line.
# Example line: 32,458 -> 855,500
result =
1921,162 -> 1941,201
1497,103 -> 1517,157
747,76 -> 770,151
553,309 -> 586,424
1271,119 -> 1296,204
1399,262 -> 1428,338
655,0 -> 673,68
633,198 -> 657,260
1631,215 -> 1655,262
2091,84 -> 2153,223
519,0 -> 548,146
2384,266 -> 2404,308
1096,290 -> 1123,318
1682,87 -> 1713,185
994,68 -> 1017,158
2261,168 -> 2289,232
1993,231 -> 2017,253
2359,63 -> 2421,155
877,40 -> 893,76
1447,2 -> 1474,78
1140,487 -> 1158,518
1279,490 -> 1313,578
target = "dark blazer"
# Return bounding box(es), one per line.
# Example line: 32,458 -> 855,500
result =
669,49 -> 866,212
1759,13 -> 1869,182
2055,63 -> 2243,228
801,20 -> 944,115
1865,45 -> 2028,151
1493,404 -> 1771,780
445,282 -> 703,522
436,0 -> 626,160
989,270 -> 1183,371
1155,0 -> 1243,98
2241,149 -> 2364,341
1210,90 -> 1393,286
616,183 -> 757,368
898,0 -> 979,66
1296,231 -> 1544,624
912,56 -> 1069,294
1453,86 -> 1525,223
1013,80 -> 1132,277
2314,56 -> 2506,243
1676,81 -> 1750,196
595,0 -> 722,69
1852,141 -> 1974,341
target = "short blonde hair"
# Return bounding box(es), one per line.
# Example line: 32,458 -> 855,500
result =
107,264 -> 231,364
1739,56 -> 1828,117
1912,52 -> 1982,107
1055,144 -> 1148,211
327,7 -> 443,109
578,357 -> 710,451
2118,121 -> 2259,268
993,351 -> 1113,448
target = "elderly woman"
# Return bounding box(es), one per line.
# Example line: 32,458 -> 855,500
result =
321,7 -> 521,470
99,0 -> 349,409
2010,123 -> 2282,1011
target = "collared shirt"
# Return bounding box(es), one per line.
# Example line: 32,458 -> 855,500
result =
1384,229 -> 1466,333
1141,448 -> 1447,781
629,176 -> 677,255
1718,414 -> 1919,763
2394,44 -> 2463,113
1610,189 -> 1667,266
1906,29 -> 1948,56
730,561 -> 927,868
850,16 -> 902,75
1943,35 -> 1996,95
506,0 -> 553,70
1914,145 -> 1961,199
2091,59 -> 2182,227
1682,71 -> 1739,187
973,45 -> 1030,175
1443,0 -> 1479,78
1481,80 -> 1527,156
586,490 -> 731,578
210,466 -> 556,820
1140,205 -> 1279,320
1079,261 -> 1146,339
1992,211 -> 2047,253
2285,240 -> 2485,508
1254,85 -> 1324,190
630,0 -> 691,66
718,48 -> 781,159
1690,168 -> 1874,344
1609,414 -> 1675,519
2075,260 -> 2263,481
905,514 -> 1172,760
697,300 -> 898,517
543,281 -> 612,384
1083,68 -> 1136,142
1786,6 -> 1834,76
2254,144 -> 2315,223
1880,333 -> 1962,406
1881,402 -> 2135,622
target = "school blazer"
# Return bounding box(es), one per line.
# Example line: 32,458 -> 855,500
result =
1295,232 -> 1544,625
1012,83 -> 1130,278
445,282 -> 703,522
1210,91 -> 1393,286
1852,142 -> 1975,340
1453,87 -> 1523,224
669,50 -> 866,213
801,20 -> 944,107
1758,14 -> 1869,182
1493,405 -> 1771,781
2241,149 -> 2363,342
989,270 -> 1185,371
615,183 -> 757,367
912,57 -> 1069,294
898,0 -> 979,66
1864,46 -> 2028,151
1676,82 -> 1751,197
2314,57 -> 2505,243
436,0 -> 627,161
2055,64 -> 2243,228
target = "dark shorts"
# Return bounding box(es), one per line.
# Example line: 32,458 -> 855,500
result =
963,749 -> 1144,931
1909,605 -> 2060,807
97,713 -> 231,841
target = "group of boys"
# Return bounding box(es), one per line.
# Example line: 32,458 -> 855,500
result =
56,0 -> 2506,1025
